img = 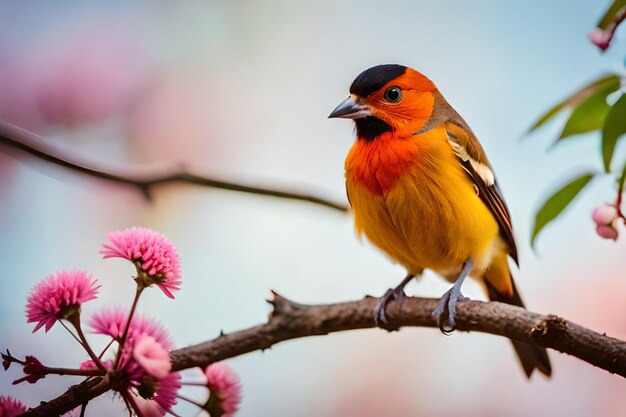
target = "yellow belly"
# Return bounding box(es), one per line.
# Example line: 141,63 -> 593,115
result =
346,136 -> 499,278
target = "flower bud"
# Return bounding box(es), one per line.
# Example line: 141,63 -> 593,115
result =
592,204 -> 618,226
596,224 -> 619,241
588,28 -> 612,51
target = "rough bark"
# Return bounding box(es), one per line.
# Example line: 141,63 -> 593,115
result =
20,293 -> 626,417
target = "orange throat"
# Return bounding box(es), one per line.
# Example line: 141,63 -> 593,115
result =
345,134 -> 419,196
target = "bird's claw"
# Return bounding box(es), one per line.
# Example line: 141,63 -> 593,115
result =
432,288 -> 468,334
373,287 -> 406,326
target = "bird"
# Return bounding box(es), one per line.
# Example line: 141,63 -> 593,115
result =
328,64 -> 551,378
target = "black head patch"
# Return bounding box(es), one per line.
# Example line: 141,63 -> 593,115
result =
349,64 -> 407,97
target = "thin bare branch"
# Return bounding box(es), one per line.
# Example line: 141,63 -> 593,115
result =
0,119 -> 348,212
20,294 -> 626,416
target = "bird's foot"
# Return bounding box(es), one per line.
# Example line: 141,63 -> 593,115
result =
432,258 -> 474,334
432,287 -> 469,334
373,286 -> 407,326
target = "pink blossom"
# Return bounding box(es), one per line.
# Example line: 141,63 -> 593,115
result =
592,204 -> 618,225
596,224 -> 619,240
0,396 -> 28,417
204,363 -> 242,416
26,270 -> 100,332
88,307 -> 173,350
133,334 -> 171,379
0,20 -> 151,130
87,307 -> 178,412
89,312 -> 179,416
131,372 -> 181,417
35,23 -> 151,127
588,27 -> 613,51
122,337 -> 174,396
100,227 -> 182,298
79,359 -> 113,370
592,204 -> 620,240
132,396 -> 164,417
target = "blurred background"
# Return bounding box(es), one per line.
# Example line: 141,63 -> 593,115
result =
1,1 -> 625,416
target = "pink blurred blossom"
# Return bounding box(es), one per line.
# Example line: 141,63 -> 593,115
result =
79,359 -> 113,370
25,270 -> 100,332
596,224 -> 619,240
132,396 -> 164,417
101,227 -> 182,298
0,395 -> 28,417
592,204 -> 618,225
88,307 -> 173,350
592,204 -> 619,240
588,27 -> 613,51
133,334 -> 171,379
126,71 -> 229,165
36,25 -> 150,126
87,308 -> 180,416
0,21 -> 151,129
131,372 -> 181,417
204,363 -> 242,416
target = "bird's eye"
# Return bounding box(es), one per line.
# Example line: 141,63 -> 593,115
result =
383,86 -> 402,103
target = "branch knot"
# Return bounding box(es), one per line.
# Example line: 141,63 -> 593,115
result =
266,290 -> 305,317
529,314 -> 567,339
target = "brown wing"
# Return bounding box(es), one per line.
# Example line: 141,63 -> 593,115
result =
415,91 -> 519,265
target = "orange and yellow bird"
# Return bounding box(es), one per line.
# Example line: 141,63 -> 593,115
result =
329,64 -> 551,378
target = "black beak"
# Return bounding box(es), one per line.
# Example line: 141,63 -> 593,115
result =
328,96 -> 372,119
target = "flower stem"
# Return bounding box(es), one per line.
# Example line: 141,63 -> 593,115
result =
166,408 -> 183,417
123,392 -> 141,416
68,315 -> 106,370
617,167 -> 626,221
114,285 -> 144,369
176,394 -> 205,408
98,338 -> 115,360
180,381 -> 209,387
43,367 -> 105,377
59,320 -> 85,346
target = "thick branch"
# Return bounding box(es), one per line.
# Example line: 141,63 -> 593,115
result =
0,119 -> 348,212
21,294 -> 626,416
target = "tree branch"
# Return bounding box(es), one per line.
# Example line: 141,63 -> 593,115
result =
0,119 -> 348,212
20,293 -> 626,416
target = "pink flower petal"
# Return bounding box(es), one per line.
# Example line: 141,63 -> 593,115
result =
25,270 -> 100,333
133,334 -> 171,379
592,204 -> 618,225
596,224 -> 619,240
204,363 -> 242,416
88,307 -> 173,350
588,27 -> 613,51
100,227 -> 182,298
0,395 -> 28,416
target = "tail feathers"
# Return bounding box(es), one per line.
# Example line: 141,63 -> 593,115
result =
484,279 -> 552,378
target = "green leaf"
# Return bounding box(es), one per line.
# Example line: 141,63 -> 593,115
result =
558,80 -> 620,140
529,74 -> 619,131
531,173 -> 595,248
602,94 -> 626,172
598,0 -> 626,29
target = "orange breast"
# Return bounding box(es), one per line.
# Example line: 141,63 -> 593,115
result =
344,133 -> 421,196
344,127 -> 500,275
